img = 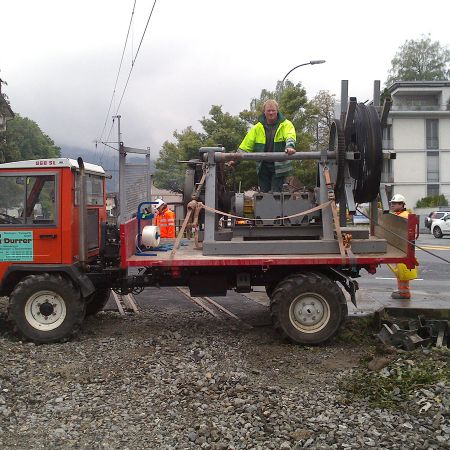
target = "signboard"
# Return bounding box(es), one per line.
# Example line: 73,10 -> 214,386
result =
0,231 -> 33,262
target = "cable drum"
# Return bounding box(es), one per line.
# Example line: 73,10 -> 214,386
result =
348,104 -> 383,203
141,225 -> 161,248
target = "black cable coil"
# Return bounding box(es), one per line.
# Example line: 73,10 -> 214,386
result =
347,103 -> 383,203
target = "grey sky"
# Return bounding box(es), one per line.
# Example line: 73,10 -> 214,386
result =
1,0 -> 449,165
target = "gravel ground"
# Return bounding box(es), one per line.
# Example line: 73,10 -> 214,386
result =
0,297 -> 449,450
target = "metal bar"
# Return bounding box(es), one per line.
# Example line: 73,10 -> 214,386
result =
111,291 -> 125,316
202,239 -> 387,256
340,80 -> 348,119
344,97 -> 357,141
214,151 -> 336,163
122,146 -> 151,155
380,99 -> 392,127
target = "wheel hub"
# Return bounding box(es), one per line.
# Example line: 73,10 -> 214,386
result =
25,291 -> 67,331
289,293 -> 330,333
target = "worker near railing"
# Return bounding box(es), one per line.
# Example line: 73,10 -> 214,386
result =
153,198 -> 175,238
388,194 -> 418,299
229,99 -> 296,192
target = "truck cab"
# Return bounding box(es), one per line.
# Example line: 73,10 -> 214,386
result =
0,158 -> 108,342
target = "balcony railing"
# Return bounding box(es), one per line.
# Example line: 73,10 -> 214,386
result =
391,105 -> 450,111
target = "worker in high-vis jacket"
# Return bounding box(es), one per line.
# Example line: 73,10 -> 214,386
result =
230,99 -> 296,192
388,194 -> 418,299
153,199 -> 176,238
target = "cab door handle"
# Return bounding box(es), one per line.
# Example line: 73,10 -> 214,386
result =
39,234 -> 57,239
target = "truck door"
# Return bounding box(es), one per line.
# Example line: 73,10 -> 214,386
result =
0,173 -> 61,266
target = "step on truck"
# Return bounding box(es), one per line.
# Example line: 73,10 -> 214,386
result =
0,96 -> 418,345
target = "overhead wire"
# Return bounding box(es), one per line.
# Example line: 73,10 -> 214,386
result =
114,0 -> 157,115
97,0 -> 137,164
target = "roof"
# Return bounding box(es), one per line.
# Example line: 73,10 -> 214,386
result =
0,158 -> 106,176
387,80 -> 450,92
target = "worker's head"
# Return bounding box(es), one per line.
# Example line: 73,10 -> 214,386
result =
154,198 -> 166,213
390,193 -> 406,213
263,99 -> 279,124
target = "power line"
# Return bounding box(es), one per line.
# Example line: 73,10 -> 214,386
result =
97,0 -> 137,152
114,0 -> 157,115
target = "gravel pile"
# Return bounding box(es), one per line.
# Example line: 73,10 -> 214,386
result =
0,300 -> 449,449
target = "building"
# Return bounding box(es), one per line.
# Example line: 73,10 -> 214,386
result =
0,80 -> 14,132
385,81 -> 450,208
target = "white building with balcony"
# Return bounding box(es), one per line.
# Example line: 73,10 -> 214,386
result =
385,81 -> 450,208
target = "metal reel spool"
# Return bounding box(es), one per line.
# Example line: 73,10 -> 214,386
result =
348,104 -> 383,203
329,119 -> 346,199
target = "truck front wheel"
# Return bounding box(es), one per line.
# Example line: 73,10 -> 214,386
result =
86,288 -> 111,316
8,274 -> 85,344
270,272 -> 347,345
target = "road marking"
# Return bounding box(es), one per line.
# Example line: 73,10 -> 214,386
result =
376,277 -> 424,281
417,245 -> 450,251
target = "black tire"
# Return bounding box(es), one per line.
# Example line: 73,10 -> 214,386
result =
86,288 -> 111,316
265,283 -> 277,299
270,272 -> 347,345
8,274 -> 85,344
433,226 -> 443,238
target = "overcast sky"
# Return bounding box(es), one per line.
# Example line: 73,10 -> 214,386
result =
1,0 -> 449,165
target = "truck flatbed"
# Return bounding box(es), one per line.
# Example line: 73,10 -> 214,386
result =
120,214 -> 417,269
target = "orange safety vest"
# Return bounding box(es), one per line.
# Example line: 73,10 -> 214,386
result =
155,207 -> 176,238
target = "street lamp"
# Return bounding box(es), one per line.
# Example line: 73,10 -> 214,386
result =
281,60 -> 326,86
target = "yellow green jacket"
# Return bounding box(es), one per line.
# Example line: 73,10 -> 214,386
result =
239,112 -> 296,176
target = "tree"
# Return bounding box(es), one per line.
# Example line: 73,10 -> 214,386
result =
0,114 -> 60,163
387,35 -> 450,86
153,127 -> 205,193
416,194 -> 448,208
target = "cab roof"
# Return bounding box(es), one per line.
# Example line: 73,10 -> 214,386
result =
0,158 -> 106,176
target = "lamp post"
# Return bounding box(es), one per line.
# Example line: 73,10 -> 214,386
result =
281,60 -> 326,87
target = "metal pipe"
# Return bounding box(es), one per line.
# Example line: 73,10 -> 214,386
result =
213,151 -> 337,163
77,157 -> 88,271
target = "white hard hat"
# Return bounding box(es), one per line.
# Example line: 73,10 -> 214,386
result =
154,198 -> 166,209
390,194 -> 406,203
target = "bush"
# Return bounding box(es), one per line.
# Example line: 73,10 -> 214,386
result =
416,194 -> 448,208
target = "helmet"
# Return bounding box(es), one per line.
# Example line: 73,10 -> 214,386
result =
154,198 -> 166,210
390,194 -> 406,203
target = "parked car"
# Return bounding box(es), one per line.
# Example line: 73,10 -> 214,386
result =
430,212 -> 450,238
425,211 -> 450,230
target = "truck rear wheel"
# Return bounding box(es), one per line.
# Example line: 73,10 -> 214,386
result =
270,272 -> 347,345
8,274 -> 85,344
86,288 -> 111,316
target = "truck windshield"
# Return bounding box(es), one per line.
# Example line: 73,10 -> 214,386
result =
0,175 -> 56,225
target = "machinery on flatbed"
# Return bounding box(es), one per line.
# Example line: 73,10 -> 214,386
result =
0,91 -> 418,345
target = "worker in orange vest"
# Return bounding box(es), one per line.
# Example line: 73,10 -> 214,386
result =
388,194 -> 418,299
153,199 -> 176,238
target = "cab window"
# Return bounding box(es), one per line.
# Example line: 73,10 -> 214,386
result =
0,175 -> 56,225
74,174 -> 104,206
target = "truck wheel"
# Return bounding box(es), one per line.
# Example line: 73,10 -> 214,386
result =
8,274 -> 85,344
270,272 -> 347,345
265,283 -> 277,299
433,226 -> 443,238
86,288 -> 111,316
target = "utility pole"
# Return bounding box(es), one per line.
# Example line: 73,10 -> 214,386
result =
114,115 -> 125,224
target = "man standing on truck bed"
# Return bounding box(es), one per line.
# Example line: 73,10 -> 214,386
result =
229,99 -> 297,192
153,199 -> 176,238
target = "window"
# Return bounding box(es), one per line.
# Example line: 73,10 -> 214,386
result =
382,125 -> 393,149
427,151 -> 439,182
427,184 -> 439,197
74,174 -> 104,206
0,175 -> 56,226
426,119 -> 439,149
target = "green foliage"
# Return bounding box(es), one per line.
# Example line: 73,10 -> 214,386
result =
342,352 -> 449,409
387,34 -> 450,86
153,127 -> 205,193
415,194 -> 449,208
0,114 -> 60,163
154,82 -> 334,191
